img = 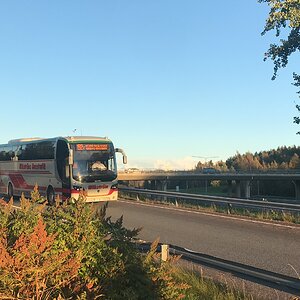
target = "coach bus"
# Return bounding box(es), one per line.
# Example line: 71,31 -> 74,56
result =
0,136 -> 127,204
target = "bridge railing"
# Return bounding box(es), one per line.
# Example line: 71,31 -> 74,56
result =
119,168 -> 300,175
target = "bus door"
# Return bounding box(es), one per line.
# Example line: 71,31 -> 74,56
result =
56,140 -> 71,200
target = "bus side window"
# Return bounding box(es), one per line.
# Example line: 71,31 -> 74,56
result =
0,146 -> 11,161
0,146 -> 6,161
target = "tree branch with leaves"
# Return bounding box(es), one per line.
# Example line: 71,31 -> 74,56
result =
260,0 -> 300,130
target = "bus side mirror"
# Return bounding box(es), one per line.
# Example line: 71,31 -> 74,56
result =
69,149 -> 74,165
115,148 -> 127,165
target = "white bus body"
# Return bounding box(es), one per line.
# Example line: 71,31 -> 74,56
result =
0,136 -> 127,203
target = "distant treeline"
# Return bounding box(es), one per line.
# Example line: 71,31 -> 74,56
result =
196,146 -> 300,171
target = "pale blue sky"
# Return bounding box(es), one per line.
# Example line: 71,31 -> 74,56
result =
0,1 -> 299,169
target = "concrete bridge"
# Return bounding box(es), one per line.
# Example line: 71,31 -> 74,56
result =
118,171 -> 300,200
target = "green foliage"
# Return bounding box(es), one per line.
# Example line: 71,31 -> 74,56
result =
260,0 -> 300,78
226,146 -> 300,171
196,160 -> 228,172
0,217 -> 80,299
194,145 -> 300,173
293,74 -> 300,131
6,193 -> 46,245
0,190 -> 191,299
260,0 -> 300,129
143,239 -> 189,300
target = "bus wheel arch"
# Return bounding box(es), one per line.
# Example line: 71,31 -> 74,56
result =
46,186 -> 55,205
7,182 -> 13,199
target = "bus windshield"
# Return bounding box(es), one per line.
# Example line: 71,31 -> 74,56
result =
71,143 -> 117,183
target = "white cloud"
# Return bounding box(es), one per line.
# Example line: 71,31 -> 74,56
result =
117,156 -> 200,171
154,156 -> 196,171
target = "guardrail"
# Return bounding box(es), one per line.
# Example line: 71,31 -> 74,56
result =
136,242 -> 300,295
120,168 -> 300,175
119,187 -> 300,213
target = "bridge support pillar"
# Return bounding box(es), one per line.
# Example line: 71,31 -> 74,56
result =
235,180 -> 241,198
292,180 -> 300,201
154,180 -> 168,191
162,180 -> 167,191
227,180 -> 233,197
245,180 -> 251,199
150,180 -> 156,190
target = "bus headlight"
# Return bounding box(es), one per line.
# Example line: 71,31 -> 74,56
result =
111,184 -> 118,190
73,185 -> 82,191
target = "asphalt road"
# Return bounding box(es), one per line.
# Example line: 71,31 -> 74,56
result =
105,199 -> 300,279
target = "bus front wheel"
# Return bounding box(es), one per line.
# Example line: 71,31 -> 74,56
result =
7,183 -> 13,199
47,187 -> 55,205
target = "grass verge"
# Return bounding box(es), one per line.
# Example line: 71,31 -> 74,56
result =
175,267 -> 252,300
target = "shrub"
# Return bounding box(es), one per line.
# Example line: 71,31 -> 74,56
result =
0,189 -> 189,299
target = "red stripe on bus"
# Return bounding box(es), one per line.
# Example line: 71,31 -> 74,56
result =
108,188 -> 117,195
9,174 -> 29,189
13,186 -> 48,191
7,174 -> 48,191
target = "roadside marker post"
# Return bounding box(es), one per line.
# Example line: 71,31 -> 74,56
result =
161,244 -> 169,262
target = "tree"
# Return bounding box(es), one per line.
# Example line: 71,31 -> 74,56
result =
260,0 -> 300,130
289,153 -> 300,168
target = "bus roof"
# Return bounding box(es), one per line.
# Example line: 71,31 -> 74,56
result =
8,137 -> 43,144
6,136 -> 112,145
64,136 -> 112,143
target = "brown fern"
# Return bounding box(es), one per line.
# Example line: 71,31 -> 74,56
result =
0,217 -> 81,299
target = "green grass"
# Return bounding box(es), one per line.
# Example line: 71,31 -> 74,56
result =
174,267 -> 253,300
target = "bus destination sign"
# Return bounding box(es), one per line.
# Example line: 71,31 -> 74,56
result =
76,144 -> 109,151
